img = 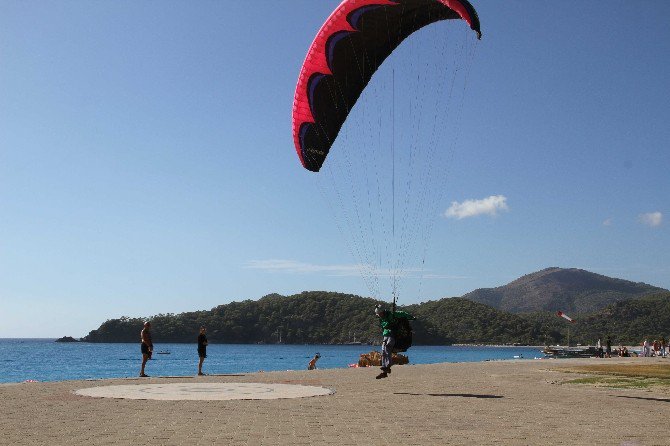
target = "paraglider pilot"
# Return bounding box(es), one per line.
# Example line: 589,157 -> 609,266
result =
374,304 -> 414,379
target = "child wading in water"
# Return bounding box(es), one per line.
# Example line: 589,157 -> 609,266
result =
308,353 -> 320,370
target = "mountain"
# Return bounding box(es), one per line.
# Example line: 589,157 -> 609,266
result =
462,267 -> 666,314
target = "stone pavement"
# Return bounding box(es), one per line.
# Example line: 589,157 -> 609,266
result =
74,382 -> 335,401
1,358 -> 668,445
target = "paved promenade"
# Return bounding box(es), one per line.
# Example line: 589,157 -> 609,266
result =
1,358 -> 667,445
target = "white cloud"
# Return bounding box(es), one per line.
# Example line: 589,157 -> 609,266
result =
245,259 -> 363,276
247,260 -> 409,277
602,218 -> 613,226
246,259 -> 468,280
445,195 -> 509,220
420,273 -> 472,280
638,212 -> 662,227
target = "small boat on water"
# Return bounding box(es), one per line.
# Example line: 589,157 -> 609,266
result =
344,332 -> 363,345
156,351 -> 171,355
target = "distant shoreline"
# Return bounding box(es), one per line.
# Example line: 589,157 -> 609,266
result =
0,339 -> 566,347
0,339 -> 648,351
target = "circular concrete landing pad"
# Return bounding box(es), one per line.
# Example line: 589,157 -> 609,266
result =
75,382 -> 334,401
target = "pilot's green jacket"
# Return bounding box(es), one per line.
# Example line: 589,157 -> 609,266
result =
379,310 -> 414,337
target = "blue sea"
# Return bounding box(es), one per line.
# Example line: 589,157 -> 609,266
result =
0,339 -> 544,384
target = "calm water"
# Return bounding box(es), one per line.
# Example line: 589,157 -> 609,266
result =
0,339 -> 544,383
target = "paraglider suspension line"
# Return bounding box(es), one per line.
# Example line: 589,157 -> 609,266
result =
392,69 -> 395,247
391,68 -> 398,306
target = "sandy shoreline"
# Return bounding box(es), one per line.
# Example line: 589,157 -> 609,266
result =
1,357 -> 668,445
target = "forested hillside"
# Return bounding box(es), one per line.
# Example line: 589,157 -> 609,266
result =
566,293 -> 670,345
81,291 -> 670,346
83,292 -> 382,344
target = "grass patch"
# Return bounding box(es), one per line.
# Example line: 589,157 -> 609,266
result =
560,363 -> 670,390
565,376 -> 663,389
566,363 -> 670,379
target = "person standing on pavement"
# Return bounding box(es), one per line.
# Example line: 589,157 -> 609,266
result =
140,321 -> 153,377
197,326 -> 208,376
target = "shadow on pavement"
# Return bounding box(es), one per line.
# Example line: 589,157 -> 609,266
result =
616,395 -> 670,403
394,392 -> 503,399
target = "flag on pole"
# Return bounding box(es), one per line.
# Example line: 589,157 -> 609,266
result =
556,311 -> 575,323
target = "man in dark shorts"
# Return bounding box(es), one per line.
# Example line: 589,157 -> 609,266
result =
140,321 -> 153,377
197,326 -> 208,376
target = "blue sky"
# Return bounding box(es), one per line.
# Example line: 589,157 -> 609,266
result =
1,1 -> 668,337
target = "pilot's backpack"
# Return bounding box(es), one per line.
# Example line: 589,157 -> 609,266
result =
392,316 -> 413,353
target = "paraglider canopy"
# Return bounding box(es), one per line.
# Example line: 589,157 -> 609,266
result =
291,0 -> 482,305
292,0 -> 481,172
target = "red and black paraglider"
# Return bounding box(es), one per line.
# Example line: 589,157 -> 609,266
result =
292,0 -> 481,172
291,0 -> 482,310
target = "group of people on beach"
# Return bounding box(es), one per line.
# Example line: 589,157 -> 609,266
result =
140,322 -> 208,377
641,338 -> 667,357
593,335 -> 668,358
